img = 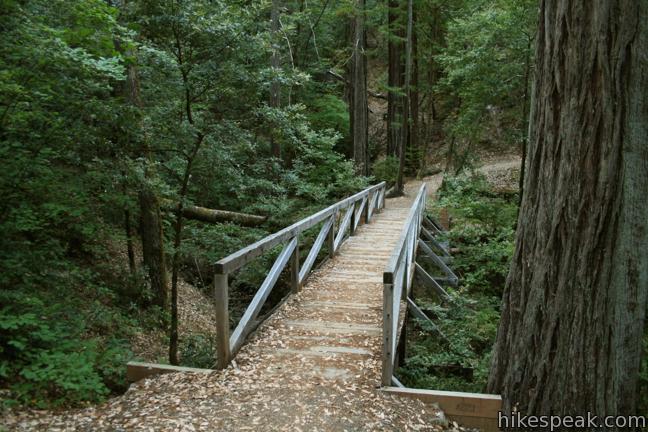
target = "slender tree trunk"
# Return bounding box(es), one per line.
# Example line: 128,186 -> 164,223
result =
124,207 -> 136,273
410,6 -> 420,175
293,0 -> 304,68
168,22 -> 207,364
423,4 -> 442,156
387,0 -> 404,159
270,0 -> 281,158
350,0 -> 369,176
488,0 -> 648,417
395,0 -> 413,194
139,186 -> 169,310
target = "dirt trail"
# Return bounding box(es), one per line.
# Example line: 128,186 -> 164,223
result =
417,155 -> 522,198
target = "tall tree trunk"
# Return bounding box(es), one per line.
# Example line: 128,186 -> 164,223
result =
422,3 -> 443,156
350,0 -> 369,176
122,50 -> 169,310
488,0 -> 648,417
124,205 -> 136,274
387,0 -> 404,159
139,186 -> 169,310
410,6 -> 420,175
269,0 -> 281,159
395,0 -> 413,194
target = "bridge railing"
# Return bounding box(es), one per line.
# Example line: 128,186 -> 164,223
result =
381,183 -> 427,386
213,181 -> 387,368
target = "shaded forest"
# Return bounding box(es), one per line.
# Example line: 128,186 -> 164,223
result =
1,0 -> 646,424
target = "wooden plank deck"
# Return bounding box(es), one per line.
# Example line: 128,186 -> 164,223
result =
234,200 -> 413,384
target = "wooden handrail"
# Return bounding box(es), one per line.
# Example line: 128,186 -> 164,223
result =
213,182 -> 387,368
383,184 -> 427,283
382,183 -> 427,385
214,182 -> 385,273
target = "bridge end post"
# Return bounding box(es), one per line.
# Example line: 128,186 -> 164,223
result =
382,280 -> 395,386
214,272 -> 231,369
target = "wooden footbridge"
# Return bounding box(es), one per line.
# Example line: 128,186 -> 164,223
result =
121,181 -> 501,431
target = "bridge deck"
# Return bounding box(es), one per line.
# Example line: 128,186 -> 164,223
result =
18,184 -> 446,431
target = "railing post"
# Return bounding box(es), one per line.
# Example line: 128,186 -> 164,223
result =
214,272 -> 231,369
327,213 -> 336,257
291,235 -> 300,292
350,201 -> 357,236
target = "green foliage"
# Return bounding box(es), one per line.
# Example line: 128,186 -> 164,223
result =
304,92 -> 351,153
0,296 -> 131,408
437,173 -> 517,294
399,296 -> 499,392
399,173 -> 517,392
431,0 -> 537,171
372,156 -> 400,186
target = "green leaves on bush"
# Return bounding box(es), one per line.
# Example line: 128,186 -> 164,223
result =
0,297 -> 131,408
372,156 -> 400,186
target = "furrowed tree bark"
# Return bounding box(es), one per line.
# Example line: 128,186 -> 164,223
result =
488,0 -> 648,418
124,205 -> 136,274
350,0 -> 369,176
517,34 -> 533,210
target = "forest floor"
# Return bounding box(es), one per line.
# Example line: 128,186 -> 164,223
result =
130,280 -> 220,365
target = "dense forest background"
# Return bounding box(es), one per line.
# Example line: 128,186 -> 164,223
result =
1,0 -> 645,413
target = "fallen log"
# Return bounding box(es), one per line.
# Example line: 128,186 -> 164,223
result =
161,200 -> 267,227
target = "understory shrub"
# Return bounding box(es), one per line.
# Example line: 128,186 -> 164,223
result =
372,156 -> 400,186
0,295 -> 132,408
180,334 -> 217,369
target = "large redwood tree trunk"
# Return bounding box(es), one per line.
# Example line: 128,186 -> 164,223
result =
488,0 -> 648,417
